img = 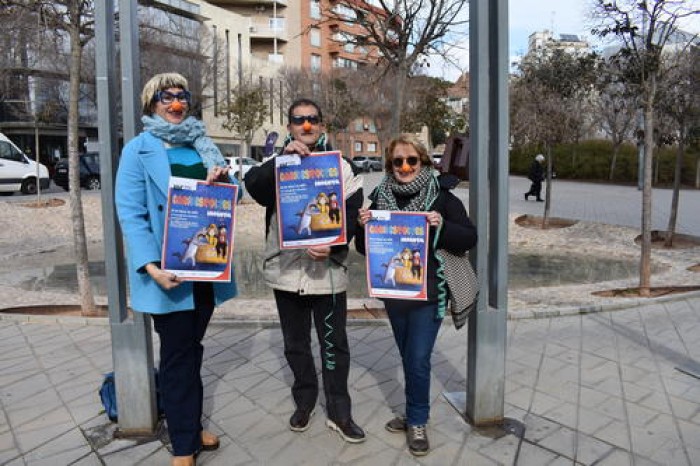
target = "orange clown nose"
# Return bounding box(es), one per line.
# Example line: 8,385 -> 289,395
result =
302,120 -> 312,132
170,100 -> 184,112
399,160 -> 412,173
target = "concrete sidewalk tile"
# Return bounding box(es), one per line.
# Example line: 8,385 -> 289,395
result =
575,432 -> 615,465
595,448 -> 632,466
20,427 -> 91,466
625,402 -> 662,427
515,441 -> 561,465
594,395 -> 626,421
69,453 -> 103,466
476,430 -> 521,465
577,408 -> 613,436
593,419 -> 631,450
648,437 -> 691,466
538,425 -> 576,459
531,391 -> 563,416
543,401 -> 578,427
668,394 -> 700,421
100,441 -> 168,466
522,415 -> 561,443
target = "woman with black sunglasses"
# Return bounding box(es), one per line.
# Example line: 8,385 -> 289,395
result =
355,134 -> 477,457
116,73 -> 240,466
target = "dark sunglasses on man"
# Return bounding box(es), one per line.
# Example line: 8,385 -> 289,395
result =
392,156 -> 420,168
290,114 -> 321,125
155,90 -> 191,105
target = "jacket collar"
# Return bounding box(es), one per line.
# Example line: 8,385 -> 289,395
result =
138,132 -> 171,196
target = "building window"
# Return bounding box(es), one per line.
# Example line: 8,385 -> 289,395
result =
310,0 -> 321,20
354,141 -> 362,152
310,28 -> 321,47
269,17 -> 285,32
367,142 -> 377,153
310,54 -> 321,73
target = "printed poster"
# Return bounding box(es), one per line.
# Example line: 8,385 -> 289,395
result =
365,210 -> 429,300
275,151 -> 346,249
161,176 -> 238,281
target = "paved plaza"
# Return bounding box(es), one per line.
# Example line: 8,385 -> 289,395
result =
0,177 -> 698,465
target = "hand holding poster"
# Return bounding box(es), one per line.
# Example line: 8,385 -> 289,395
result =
275,151 -> 346,249
364,210 -> 429,300
161,176 -> 238,281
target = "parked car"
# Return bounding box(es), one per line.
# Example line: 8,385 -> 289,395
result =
225,156 -> 259,180
0,132 -> 50,195
352,155 -> 382,172
53,152 -> 101,191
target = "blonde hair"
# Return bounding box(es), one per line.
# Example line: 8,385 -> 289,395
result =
384,134 -> 432,172
140,72 -> 189,115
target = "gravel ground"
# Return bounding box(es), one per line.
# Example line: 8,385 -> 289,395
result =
1,190 -> 698,316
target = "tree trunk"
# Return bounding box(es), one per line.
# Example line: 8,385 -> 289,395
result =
542,143 -> 552,228
390,63 -> 407,135
609,141 -> 621,181
664,127 -> 685,248
67,16 -> 96,315
639,75 -> 656,297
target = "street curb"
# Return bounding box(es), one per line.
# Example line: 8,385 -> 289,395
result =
3,290 -> 700,326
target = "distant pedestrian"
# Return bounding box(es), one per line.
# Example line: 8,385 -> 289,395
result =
524,153 -> 545,202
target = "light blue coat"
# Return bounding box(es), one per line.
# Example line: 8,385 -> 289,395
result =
115,131 -> 238,314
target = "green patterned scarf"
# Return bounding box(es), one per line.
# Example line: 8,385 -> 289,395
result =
372,167 -> 439,211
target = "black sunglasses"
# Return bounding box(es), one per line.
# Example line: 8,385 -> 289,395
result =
154,90 -> 191,105
392,156 -> 420,168
290,114 -> 321,125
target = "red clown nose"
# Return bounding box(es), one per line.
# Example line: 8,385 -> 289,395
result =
302,120 -> 312,132
170,100 -> 184,112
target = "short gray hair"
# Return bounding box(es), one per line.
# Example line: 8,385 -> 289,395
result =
140,72 -> 189,115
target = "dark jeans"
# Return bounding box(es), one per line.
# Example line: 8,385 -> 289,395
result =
273,289 -> 352,421
384,300 -> 443,426
152,283 -> 214,456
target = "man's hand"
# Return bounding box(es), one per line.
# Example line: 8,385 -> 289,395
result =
357,208 -> 372,226
306,245 -> 331,261
283,140 -> 312,157
145,263 -> 183,290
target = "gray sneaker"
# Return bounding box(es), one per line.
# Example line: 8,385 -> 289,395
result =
406,424 -> 429,456
385,416 -> 407,433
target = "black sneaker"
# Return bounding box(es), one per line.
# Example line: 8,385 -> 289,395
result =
385,416 -> 407,433
289,408 -> 315,432
326,418 -> 366,443
407,424 -> 429,456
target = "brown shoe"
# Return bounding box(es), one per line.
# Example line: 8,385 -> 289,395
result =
201,430 -> 220,451
172,455 -> 195,466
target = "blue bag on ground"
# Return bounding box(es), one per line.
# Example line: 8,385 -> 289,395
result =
99,370 -> 164,422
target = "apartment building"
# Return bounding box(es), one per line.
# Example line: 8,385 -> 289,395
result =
527,30 -> 591,56
208,0 -> 383,158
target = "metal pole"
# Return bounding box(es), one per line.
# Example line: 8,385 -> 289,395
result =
443,0 -> 508,426
95,0 -> 158,435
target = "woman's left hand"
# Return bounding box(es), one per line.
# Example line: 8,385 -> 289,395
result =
426,211 -> 443,228
207,166 -> 231,183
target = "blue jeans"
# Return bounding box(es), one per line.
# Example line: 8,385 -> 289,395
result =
384,300 -> 443,426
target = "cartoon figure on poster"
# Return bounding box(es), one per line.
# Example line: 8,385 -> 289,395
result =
365,211 -> 428,300
276,152 -> 346,248
161,179 -> 237,280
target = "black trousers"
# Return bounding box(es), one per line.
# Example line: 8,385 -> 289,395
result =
273,289 -> 352,421
526,180 -> 542,199
152,283 -> 214,456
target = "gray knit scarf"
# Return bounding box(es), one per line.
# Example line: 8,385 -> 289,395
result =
372,167 -> 439,212
142,115 -> 226,169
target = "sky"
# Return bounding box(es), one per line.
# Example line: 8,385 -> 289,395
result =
428,0 -> 700,81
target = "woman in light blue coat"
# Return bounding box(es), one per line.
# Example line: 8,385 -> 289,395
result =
115,73 -> 239,466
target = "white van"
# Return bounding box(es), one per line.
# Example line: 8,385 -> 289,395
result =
0,132 -> 50,195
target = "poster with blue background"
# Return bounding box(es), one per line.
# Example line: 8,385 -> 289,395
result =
365,211 -> 429,300
275,151 -> 346,249
162,177 -> 237,281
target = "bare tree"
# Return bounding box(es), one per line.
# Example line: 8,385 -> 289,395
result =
220,78 -> 269,175
511,49 -> 597,226
321,0 -> 467,136
594,57 -> 638,180
656,47 -> 700,246
591,0 -> 700,296
3,0 -> 98,315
